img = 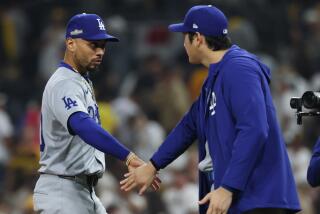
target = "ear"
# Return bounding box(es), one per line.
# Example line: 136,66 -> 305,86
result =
195,32 -> 205,47
66,38 -> 76,52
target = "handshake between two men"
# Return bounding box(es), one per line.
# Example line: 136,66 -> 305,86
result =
121,152 -> 162,195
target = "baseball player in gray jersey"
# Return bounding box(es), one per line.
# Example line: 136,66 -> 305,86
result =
33,13 -> 160,214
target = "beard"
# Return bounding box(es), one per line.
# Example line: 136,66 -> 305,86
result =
74,53 -> 101,73
86,63 -> 100,72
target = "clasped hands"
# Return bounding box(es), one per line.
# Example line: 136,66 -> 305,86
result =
121,152 -> 161,195
121,153 -> 233,214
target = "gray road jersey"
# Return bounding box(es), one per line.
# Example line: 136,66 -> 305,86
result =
38,66 -> 105,176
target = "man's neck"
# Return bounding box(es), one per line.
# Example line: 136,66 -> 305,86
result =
201,49 -> 229,68
64,54 -> 86,74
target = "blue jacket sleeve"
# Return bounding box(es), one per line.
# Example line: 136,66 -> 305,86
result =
307,138 -> 320,187
150,100 -> 199,170
221,59 -> 269,191
68,111 -> 130,161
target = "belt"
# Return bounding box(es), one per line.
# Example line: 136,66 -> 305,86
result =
40,173 -> 99,188
58,174 -> 99,187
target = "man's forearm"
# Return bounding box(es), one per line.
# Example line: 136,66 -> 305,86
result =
68,111 -> 130,160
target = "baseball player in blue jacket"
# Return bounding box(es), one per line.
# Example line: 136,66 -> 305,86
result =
120,5 -> 301,214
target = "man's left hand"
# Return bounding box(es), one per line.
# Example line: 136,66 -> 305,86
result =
198,187 -> 233,214
120,162 -> 160,194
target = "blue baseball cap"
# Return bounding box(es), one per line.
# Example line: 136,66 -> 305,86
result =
168,5 -> 228,37
65,13 -> 119,42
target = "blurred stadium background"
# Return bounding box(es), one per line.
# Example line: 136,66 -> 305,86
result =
0,0 -> 320,213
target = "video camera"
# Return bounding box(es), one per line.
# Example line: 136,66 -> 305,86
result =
290,91 -> 320,125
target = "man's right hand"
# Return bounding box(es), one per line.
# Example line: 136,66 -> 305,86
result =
120,162 -> 160,195
125,153 -> 144,172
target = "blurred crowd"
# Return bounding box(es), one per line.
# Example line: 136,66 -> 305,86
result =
0,0 -> 320,213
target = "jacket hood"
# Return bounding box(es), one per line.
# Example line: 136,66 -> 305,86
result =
225,45 -> 271,83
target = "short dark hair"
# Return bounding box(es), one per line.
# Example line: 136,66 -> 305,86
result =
187,32 -> 232,51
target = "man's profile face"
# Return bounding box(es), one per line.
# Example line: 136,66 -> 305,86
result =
183,33 -> 201,64
69,38 -> 107,72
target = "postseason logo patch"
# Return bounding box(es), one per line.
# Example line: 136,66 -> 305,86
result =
70,29 -> 83,36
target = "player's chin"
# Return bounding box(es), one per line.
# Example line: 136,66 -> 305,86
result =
188,57 -> 199,64
87,64 -> 100,72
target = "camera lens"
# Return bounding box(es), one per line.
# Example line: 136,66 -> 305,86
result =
290,97 -> 302,109
302,91 -> 320,109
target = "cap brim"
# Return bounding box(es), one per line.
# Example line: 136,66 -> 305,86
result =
168,23 -> 192,33
104,34 -> 119,42
84,33 -> 119,42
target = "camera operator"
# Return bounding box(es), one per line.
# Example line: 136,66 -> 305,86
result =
291,91 -> 320,187
307,137 -> 320,187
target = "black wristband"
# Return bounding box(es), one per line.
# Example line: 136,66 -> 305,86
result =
150,158 -> 161,171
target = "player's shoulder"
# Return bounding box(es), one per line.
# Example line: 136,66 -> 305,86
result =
46,67 -> 83,91
222,52 -> 261,77
223,47 -> 260,68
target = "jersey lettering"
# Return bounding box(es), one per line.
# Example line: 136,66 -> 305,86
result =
209,92 -> 216,116
40,114 -> 45,152
88,106 -> 95,119
87,104 -> 101,124
62,96 -> 78,110
95,104 -> 101,124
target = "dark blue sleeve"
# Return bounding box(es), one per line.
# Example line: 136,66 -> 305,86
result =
221,59 -> 269,191
150,100 -> 199,170
307,138 -> 320,187
68,111 -> 130,161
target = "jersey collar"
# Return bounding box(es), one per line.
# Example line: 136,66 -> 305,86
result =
58,61 -> 90,81
58,61 -> 77,73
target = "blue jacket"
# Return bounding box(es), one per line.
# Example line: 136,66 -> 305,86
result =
151,45 -> 300,213
307,137 -> 320,187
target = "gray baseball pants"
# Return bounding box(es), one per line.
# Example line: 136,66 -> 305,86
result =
33,174 -> 107,214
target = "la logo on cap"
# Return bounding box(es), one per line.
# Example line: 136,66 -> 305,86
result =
97,19 -> 105,30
